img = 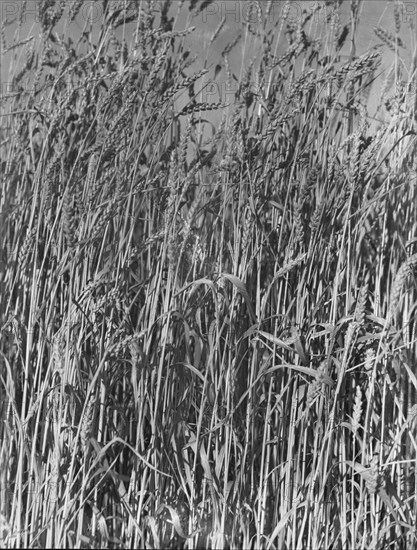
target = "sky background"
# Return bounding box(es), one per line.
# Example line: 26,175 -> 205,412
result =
1,1 -> 416,131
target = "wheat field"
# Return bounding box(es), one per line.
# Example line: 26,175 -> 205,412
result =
0,1 -> 417,548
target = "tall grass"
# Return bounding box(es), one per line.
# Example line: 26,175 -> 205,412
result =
1,1 -> 417,548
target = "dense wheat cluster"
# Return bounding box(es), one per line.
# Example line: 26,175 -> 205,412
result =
1,1 -> 417,548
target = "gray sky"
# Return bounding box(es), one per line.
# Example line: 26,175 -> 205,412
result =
1,1 -> 416,130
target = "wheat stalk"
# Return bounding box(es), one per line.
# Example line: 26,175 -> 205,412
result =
80,393 -> 96,456
388,253 -> 417,323
365,455 -> 380,495
351,385 -> 363,438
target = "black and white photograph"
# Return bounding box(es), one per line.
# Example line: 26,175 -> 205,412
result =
0,1 -> 416,548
